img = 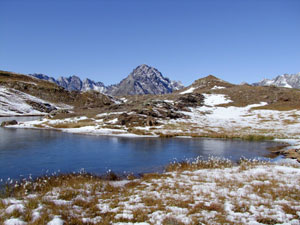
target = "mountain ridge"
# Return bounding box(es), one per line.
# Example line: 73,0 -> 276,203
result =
29,64 -> 183,96
253,72 -> 300,89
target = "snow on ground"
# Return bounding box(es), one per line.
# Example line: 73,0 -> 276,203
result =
180,87 -> 196,94
160,94 -> 300,139
7,93 -> 300,148
211,85 -> 226,90
4,218 -> 27,225
61,126 -> 154,138
0,86 -> 72,116
203,93 -> 233,106
120,97 -> 128,103
47,217 -> 64,225
163,100 -> 174,104
96,112 -> 125,118
1,162 -> 299,224
172,101 -> 300,137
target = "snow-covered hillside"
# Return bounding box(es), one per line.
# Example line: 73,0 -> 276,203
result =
0,86 -> 71,116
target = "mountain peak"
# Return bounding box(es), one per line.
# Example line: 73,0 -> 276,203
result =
193,75 -> 223,84
109,65 -> 184,96
191,75 -> 233,89
202,75 -> 221,81
131,64 -> 160,78
136,64 -> 150,69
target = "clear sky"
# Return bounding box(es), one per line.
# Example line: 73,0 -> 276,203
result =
0,0 -> 299,86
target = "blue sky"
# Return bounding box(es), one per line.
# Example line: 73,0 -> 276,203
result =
0,0 -> 299,86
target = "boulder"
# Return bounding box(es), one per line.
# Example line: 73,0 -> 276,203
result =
117,113 -> 159,127
1,120 -> 18,127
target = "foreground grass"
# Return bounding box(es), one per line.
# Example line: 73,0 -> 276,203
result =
0,159 -> 299,225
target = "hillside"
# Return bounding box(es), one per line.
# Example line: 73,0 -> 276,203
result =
0,70 -> 114,116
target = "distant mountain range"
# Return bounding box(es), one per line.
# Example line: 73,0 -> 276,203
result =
253,72 -> 300,89
29,64 -> 183,96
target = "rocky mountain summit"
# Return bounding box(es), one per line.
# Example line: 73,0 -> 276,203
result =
29,64 -> 183,96
107,64 -> 183,96
253,72 -> 300,89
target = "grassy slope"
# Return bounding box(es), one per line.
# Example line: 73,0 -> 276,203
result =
179,75 -> 300,110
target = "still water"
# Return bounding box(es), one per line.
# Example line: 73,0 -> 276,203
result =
0,117 -> 279,181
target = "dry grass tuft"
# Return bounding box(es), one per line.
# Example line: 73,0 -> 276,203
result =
165,156 -> 233,172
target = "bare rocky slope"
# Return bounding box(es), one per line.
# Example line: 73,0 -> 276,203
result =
107,64 -> 183,96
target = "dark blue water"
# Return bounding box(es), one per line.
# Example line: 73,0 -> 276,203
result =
0,117 -> 279,181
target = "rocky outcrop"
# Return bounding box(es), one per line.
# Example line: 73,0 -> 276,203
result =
25,101 -> 57,113
1,120 -> 18,127
57,76 -> 83,91
117,113 -> 158,127
177,93 -> 204,109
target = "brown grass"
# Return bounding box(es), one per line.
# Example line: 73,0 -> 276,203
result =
0,159 -> 299,225
165,157 -> 233,172
47,119 -> 95,129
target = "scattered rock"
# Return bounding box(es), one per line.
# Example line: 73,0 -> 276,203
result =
1,120 -> 18,127
117,113 -> 159,127
272,147 -> 300,163
26,100 -> 57,113
176,93 -> 204,109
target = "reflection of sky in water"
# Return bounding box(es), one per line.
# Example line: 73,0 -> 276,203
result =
0,117 -> 281,181
201,139 -> 227,156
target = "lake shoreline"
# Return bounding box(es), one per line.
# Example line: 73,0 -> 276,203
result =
4,119 -> 300,163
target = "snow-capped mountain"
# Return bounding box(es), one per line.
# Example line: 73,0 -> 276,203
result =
82,78 -> 107,93
29,64 -> 183,96
107,64 -> 184,96
253,73 -> 300,89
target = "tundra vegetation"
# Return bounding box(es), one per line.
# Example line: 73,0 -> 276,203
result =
0,158 -> 299,225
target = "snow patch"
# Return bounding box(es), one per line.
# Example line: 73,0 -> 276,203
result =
47,216 -> 64,225
203,93 -> 233,106
5,204 -> 25,214
4,219 -> 26,225
212,85 -> 226,90
180,87 -> 196,94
